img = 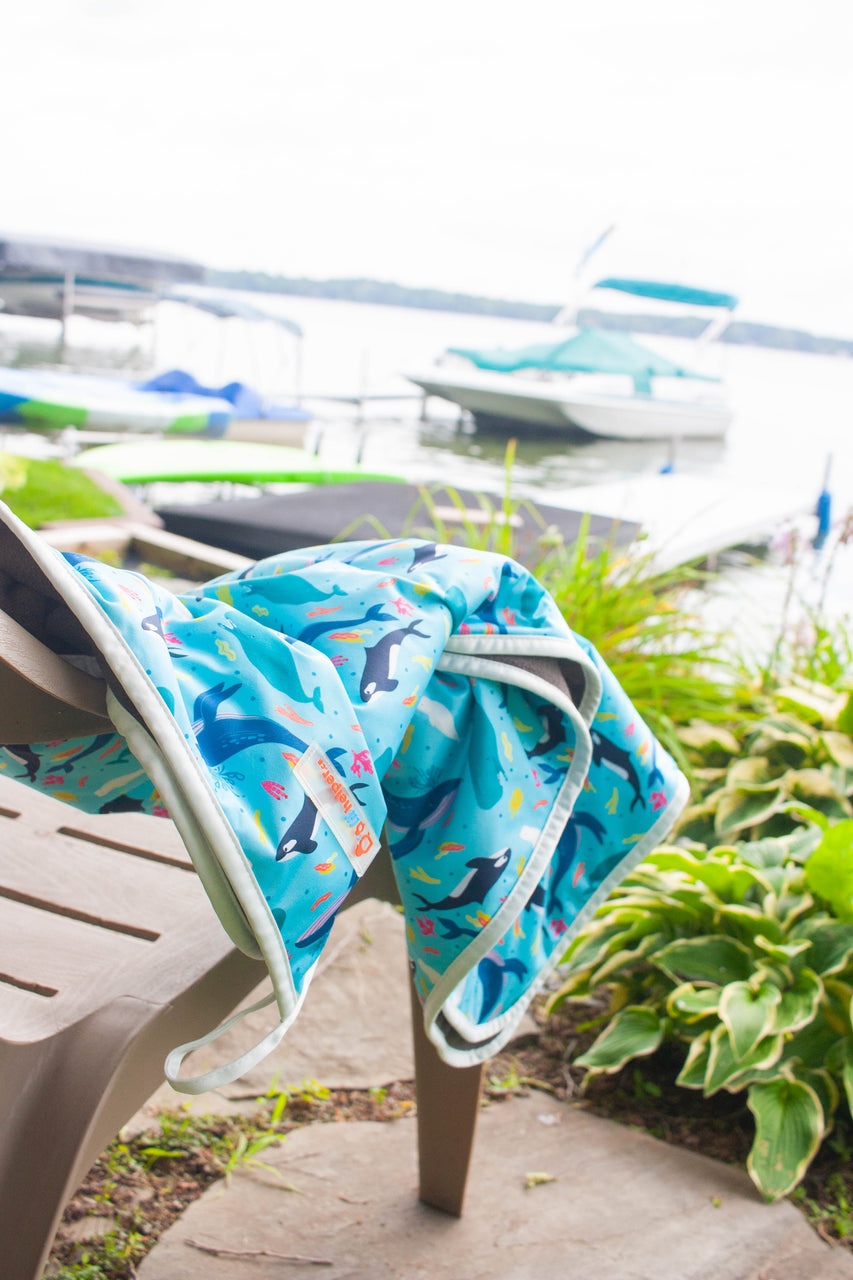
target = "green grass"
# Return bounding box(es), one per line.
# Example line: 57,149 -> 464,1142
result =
0,453 -> 123,527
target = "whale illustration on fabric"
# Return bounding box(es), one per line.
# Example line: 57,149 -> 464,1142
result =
99,793 -> 147,815
141,607 -> 184,655
191,681 -> 308,767
297,601 -> 398,647
383,777 -> 461,859
2,743 -> 44,782
406,543 -> 447,574
414,847 -> 511,911
293,887 -> 353,949
436,917 -> 480,941
477,950 -> 528,1021
359,619 -> 430,703
276,794 -> 321,860
590,728 -> 645,810
468,704 -> 506,810
49,734 -> 117,776
547,811 -> 606,915
235,567 -> 347,604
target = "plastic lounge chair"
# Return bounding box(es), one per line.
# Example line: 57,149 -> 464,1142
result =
0,529 -> 483,1280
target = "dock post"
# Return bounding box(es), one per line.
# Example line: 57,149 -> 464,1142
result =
60,271 -> 75,355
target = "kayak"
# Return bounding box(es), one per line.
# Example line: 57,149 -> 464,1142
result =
0,366 -> 234,434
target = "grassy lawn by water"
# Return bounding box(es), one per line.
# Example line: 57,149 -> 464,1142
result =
0,453 -> 123,527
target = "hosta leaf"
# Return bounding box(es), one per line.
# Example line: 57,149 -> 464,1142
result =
574,1005 -> 664,1077
562,921 -> 643,970
794,1066 -> 838,1129
676,801 -> 720,843
719,980 -> 782,1060
693,860 -> 769,903
832,1039 -> 853,1118
546,968 -> 595,1009
825,977 -> 853,1026
788,769 -> 852,821
747,1078 -> 824,1201
749,730 -> 810,768
678,722 -> 741,756
737,837 -> 791,870
778,801 -> 829,833
714,904 -> 782,943
774,892 -> 816,930
675,1031 -> 711,1089
752,712 -> 817,740
590,932 -> 669,985
754,935 -> 811,963
666,982 -> 722,1023
775,683 -> 845,727
781,823 -> 825,863
595,892 -> 700,927
821,732 -> 853,770
838,693 -> 853,738
667,886 -> 721,916
693,767 -> 728,785
805,823 -> 853,921
644,848 -> 703,876
656,935 -> 754,984
704,1024 -> 784,1095
770,969 -> 823,1036
786,1010 -> 845,1066
714,787 -> 786,836
727,757 -> 773,786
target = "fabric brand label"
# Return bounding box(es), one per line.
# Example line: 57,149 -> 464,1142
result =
293,742 -> 381,878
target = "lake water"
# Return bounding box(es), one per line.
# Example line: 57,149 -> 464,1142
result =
3,291 -> 853,656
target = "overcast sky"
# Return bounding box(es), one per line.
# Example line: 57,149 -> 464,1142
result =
3,0 -> 850,332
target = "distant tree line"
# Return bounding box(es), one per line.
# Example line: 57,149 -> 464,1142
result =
205,269 -> 556,321
206,269 -> 853,358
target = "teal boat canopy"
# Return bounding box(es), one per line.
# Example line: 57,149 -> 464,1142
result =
447,327 -> 719,394
593,277 -> 739,310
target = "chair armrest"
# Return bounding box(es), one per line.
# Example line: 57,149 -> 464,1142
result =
0,608 -> 112,740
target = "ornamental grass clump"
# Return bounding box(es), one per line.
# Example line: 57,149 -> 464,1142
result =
549,815 -> 853,1202
533,516 -> 740,767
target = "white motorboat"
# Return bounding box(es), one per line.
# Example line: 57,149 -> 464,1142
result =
407,278 -> 738,441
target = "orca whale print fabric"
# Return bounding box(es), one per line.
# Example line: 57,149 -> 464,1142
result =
0,501 -> 688,1088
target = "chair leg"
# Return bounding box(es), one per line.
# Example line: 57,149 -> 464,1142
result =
409,980 -> 483,1216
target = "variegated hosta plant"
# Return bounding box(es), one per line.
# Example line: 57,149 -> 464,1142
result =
677,678 -> 853,847
548,819 -> 853,1202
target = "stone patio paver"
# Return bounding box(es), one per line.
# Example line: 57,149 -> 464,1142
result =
138,1091 -> 853,1280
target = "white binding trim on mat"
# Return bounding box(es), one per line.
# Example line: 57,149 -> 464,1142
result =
0,503 -> 300,1089
422,645 -> 598,1056
163,971 -> 316,1094
426,770 -> 691,1066
444,630 -> 601,723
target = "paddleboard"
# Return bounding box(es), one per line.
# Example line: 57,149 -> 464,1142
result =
70,438 -> 406,486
